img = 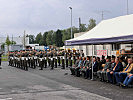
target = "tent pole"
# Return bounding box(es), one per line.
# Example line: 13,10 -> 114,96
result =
91,44 -> 94,80
64,44 -> 68,75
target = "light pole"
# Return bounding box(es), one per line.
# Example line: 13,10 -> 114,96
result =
127,0 -> 129,15
69,7 -> 73,39
64,7 -> 73,75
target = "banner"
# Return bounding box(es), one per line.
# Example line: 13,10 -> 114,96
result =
97,50 -> 107,56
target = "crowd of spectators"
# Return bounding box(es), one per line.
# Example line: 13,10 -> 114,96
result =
70,55 -> 133,88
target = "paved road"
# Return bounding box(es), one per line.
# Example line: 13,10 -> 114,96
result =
0,62 -> 132,100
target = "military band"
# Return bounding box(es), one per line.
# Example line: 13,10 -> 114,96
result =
8,49 -> 84,71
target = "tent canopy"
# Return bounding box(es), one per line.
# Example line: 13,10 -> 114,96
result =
65,14 -> 133,46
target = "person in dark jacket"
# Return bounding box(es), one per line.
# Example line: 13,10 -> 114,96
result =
107,58 -> 123,84
85,57 -> 99,79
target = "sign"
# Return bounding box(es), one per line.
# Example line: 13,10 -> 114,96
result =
97,50 -> 107,56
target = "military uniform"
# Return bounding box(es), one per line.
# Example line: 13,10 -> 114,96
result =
50,52 -> 54,70
54,51 -> 57,68
65,52 -> 68,68
57,51 -> 61,66
68,52 -> 73,67
44,52 -> 47,68
47,52 -> 51,67
39,53 -> 44,70
61,51 -> 65,69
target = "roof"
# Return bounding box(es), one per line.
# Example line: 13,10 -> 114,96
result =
66,14 -> 133,45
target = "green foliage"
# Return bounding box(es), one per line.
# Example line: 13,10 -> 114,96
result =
46,30 -> 54,45
79,24 -> 87,32
32,18 -> 96,47
11,41 -> 16,45
1,43 -> 5,50
5,35 -> 11,52
55,29 -> 63,47
2,55 -> 8,61
35,32 -> 44,45
5,35 -> 11,46
29,35 -> 35,44
87,19 -> 96,31
43,32 -> 48,46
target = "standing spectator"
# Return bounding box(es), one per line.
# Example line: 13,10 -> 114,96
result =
0,53 -> 2,68
76,50 -> 80,57
80,50 -> 84,57
0,51 -> 4,69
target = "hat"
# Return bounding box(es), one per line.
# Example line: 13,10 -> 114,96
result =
112,55 -> 115,59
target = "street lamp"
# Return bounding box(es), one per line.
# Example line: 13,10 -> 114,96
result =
127,0 -> 129,15
69,7 -> 73,39
64,7 -> 73,75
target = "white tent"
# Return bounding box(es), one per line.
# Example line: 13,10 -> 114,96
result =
66,14 -> 133,45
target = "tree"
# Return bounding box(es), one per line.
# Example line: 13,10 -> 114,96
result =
62,27 -> 79,42
87,19 -> 96,31
55,29 -> 63,47
5,35 -> 11,52
42,32 -> 48,46
29,35 -> 35,44
35,32 -> 43,45
1,43 -> 5,51
79,24 -> 87,32
46,30 -> 54,45
11,41 -> 16,45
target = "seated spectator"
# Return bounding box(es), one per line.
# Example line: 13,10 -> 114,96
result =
120,73 -> 133,88
97,57 -> 111,82
115,58 -> 133,85
97,57 -> 102,70
80,56 -> 91,78
75,57 -> 83,77
70,56 -> 79,75
107,58 -> 123,84
101,55 -> 106,64
85,57 -> 99,79
120,56 -> 126,68
111,58 -> 115,69
79,57 -> 87,71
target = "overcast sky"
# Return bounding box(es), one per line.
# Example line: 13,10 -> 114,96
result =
0,0 -> 133,37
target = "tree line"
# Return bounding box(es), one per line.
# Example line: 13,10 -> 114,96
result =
29,18 -> 96,47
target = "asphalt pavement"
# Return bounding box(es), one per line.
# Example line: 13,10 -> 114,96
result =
0,62 -> 132,100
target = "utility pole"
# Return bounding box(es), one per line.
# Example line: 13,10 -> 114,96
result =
79,17 -> 81,32
98,10 -> 110,21
12,34 -> 13,45
24,30 -> 26,49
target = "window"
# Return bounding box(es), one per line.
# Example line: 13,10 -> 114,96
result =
112,44 -> 120,51
94,45 -> 97,55
103,45 -> 106,50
